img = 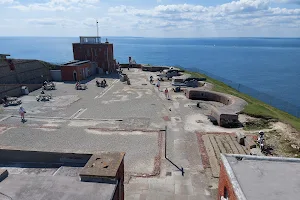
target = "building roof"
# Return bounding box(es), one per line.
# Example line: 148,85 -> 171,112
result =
221,154 -> 300,200
0,148 -> 125,200
0,174 -> 116,200
62,60 -> 90,66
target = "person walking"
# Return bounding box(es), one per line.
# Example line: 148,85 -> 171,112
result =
19,106 -> 26,122
156,80 -> 161,91
164,88 -> 170,100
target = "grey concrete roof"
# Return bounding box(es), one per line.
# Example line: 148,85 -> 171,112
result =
0,174 -> 116,200
62,60 -> 90,66
222,154 -> 300,200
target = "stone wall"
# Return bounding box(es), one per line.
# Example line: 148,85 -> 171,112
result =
0,59 -> 52,99
0,84 -> 42,100
0,59 -> 52,84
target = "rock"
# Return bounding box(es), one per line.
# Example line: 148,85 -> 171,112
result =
291,144 -> 300,150
236,132 -> 246,146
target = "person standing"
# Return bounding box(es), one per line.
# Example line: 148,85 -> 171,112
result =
19,106 -> 26,122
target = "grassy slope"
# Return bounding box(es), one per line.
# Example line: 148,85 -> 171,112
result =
185,71 -> 300,131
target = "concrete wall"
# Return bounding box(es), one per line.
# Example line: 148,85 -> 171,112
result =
185,89 -> 247,127
0,59 -> 52,84
218,161 -> 238,200
0,84 -> 42,100
141,66 -> 169,72
186,90 -> 232,105
121,64 -> 142,69
50,70 -> 62,81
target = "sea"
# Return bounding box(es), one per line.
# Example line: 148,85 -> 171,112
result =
0,37 -> 300,108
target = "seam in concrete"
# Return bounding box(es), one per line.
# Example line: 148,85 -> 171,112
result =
0,115 -> 11,122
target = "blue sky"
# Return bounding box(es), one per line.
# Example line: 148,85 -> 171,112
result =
0,0 -> 299,37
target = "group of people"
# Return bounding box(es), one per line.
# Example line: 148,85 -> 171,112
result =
152,77 -> 170,100
96,79 -> 107,87
43,80 -> 53,86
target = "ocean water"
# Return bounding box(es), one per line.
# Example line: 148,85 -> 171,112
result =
0,37 -> 300,107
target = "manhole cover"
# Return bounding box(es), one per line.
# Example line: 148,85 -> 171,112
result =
166,172 -> 172,176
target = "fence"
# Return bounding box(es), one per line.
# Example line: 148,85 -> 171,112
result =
186,67 -> 300,118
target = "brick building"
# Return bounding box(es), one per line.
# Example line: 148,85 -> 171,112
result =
218,154 -> 300,200
61,60 -> 97,81
72,36 -> 117,73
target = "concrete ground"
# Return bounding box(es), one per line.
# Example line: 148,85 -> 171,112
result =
0,68 -> 245,200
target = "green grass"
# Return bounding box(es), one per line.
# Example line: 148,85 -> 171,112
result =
184,70 -> 300,131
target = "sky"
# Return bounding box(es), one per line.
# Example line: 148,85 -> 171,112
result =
0,0 -> 299,37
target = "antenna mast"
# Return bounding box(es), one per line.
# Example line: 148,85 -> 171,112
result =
96,20 -> 99,37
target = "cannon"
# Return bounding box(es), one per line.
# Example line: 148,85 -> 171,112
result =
36,94 -> 52,102
43,82 -> 56,90
75,84 -> 88,90
2,97 -> 22,107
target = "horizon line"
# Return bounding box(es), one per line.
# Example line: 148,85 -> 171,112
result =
0,36 -> 300,39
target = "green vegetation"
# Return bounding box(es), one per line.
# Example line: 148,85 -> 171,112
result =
184,70 -> 300,131
39,61 -> 60,70
243,119 -> 271,131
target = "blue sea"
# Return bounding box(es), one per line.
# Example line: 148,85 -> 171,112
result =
0,37 -> 300,108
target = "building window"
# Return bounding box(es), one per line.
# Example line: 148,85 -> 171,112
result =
220,187 -> 229,200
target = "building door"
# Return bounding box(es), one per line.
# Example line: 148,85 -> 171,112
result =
73,71 -> 77,81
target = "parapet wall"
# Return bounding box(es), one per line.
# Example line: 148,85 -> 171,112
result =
185,89 -> 247,127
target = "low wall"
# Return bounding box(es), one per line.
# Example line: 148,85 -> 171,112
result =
141,66 -> 169,72
50,70 -> 62,81
0,84 -> 42,100
185,89 -> 247,127
120,64 -> 142,68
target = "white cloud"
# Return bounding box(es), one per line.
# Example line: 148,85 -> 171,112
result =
2,0 -> 300,37
0,0 -> 14,4
10,0 -> 100,11
25,17 -> 113,29
272,0 -> 300,4
108,1 -> 299,27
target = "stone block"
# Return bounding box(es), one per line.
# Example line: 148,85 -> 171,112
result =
235,132 -> 246,146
